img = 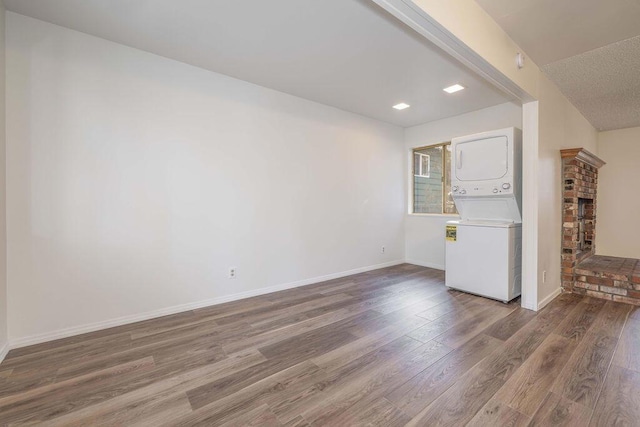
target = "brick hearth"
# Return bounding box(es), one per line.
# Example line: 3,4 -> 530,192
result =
574,255 -> 640,305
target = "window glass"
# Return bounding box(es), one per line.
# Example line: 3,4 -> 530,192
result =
413,152 -> 430,178
412,143 -> 458,215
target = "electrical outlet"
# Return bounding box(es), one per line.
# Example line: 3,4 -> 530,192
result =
381,246 -> 385,254
542,270 -> 547,283
229,267 -> 237,279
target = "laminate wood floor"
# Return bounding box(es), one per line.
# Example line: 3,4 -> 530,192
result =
1,264 -> 639,426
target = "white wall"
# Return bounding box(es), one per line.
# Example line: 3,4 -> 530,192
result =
6,13 -> 405,344
536,75 -> 598,305
597,127 -> 640,258
0,3 -> 8,361
404,102 -> 522,269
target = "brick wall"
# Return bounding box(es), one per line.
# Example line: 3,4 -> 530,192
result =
561,157 -> 599,292
560,148 -> 606,293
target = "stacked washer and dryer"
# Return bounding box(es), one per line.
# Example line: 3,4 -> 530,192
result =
445,127 -> 522,303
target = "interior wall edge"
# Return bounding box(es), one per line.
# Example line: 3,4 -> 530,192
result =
521,101 -> 540,311
0,0 -> 7,362
536,286 -> 562,311
0,342 -> 8,365
8,259 -> 405,349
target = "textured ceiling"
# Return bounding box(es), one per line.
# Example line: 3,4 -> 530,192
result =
476,0 -> 640,131
543,36 -> 640,131
3,0 -> 513,128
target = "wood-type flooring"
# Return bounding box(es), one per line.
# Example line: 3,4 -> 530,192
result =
1,264 -> 639,426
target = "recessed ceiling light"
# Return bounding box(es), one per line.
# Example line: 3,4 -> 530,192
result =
443,84 -> 465,94
393,103 -> 410,110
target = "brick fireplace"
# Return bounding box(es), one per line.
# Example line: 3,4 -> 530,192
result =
561,148 -> 640,305
560,148 -> 605,290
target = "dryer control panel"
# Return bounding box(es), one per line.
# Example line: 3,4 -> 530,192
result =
452,182 -> 513,197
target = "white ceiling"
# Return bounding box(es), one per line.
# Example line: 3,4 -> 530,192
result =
4,0 -> 514,128
475,0 -> 640,66
476,0 -> 640,131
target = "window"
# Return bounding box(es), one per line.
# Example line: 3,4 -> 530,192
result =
414,152 -> 430,178
412,143 -> 458,214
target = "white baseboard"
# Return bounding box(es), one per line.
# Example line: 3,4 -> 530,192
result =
0,341 -> 9,365
9,259 -> 405,350
404,259 -> 445,271
537,287 -> 562,311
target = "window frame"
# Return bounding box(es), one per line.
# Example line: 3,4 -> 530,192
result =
410,142 -> 458,216
413,152 -> 431,178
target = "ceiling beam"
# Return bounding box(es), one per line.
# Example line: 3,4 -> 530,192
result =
370,0 -> 534,103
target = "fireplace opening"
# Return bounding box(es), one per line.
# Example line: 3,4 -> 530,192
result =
577,197 -> 594,254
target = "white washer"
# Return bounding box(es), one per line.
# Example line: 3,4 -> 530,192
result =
445,220 -> 522,303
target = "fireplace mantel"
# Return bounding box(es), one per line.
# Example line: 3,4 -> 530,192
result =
560,148 -> 606,169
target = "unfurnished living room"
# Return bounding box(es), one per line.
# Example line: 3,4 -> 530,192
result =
0,0 -> 639,425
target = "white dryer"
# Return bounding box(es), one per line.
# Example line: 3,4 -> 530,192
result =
451,127 -> 522,223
